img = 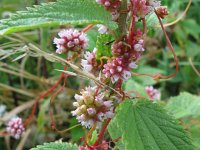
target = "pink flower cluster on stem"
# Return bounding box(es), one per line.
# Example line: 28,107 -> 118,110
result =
81,48 -> 98,73
96,0 -> 121,21
54,29 -> 88,54
145,86 -> 161,100
6,117 -> 25,139
72,86 -> 114,129
103,57 -> 137,83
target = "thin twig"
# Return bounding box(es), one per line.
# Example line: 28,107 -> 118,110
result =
16,128 -> 31,150
28,43 -> 123,97
189,58 -> 200,77
0,83 -> 35,97
157,0 -> 192,27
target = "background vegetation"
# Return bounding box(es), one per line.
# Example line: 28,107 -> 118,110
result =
0,0 -> 199,149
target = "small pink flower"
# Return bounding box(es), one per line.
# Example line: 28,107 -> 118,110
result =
104,100 -> 113,108
134,0 -> 150,18
111,41 -> 125,56
54,29 -> 88,54
134,39 -> 145,52
155,6 -> 168,19
145,86 -> 161,100
6,117 -> 25,139
148,0 -> 161,8
111,10 -> 120,21
103,57 -> 137,83
97,24 -> 108,34
87,108 -> 96,116
96,0 -> 121,21
81,48 -> 97,72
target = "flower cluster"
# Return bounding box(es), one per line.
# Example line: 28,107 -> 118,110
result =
155,6 -> 168,19
111,41 -> 126,56
103,57 -> 137,83
6,117 -> 25,139
72,86 -> 114,128
81,48 -> 98,73
145,86 -> 161,100
131,29 -> 145,59
53,29 -> 88,54
132,0 -> 161,19
96,0 -> 121,21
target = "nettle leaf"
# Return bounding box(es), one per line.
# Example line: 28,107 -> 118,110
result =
108,100 -> 194,150
96,34 -> 113,59
31,142 -> 78,150
165,92 -> 200,119
0,0 -> 117,35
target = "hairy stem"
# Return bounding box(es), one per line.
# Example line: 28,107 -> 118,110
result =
118,0 -> 128,36
93,118 -> 111,146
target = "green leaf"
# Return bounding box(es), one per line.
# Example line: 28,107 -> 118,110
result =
165,92 -> 200,119
146,13 -> 159,29
70,118 -> 84,142
124,79 -> 147,98
37,99 -> 49,132
0,0 -> 117,35
31,142 -> 78,150
88,130 -> 98,145
96,34 -> 113,59
108,100 -> 194,150
86,30 -> 99,51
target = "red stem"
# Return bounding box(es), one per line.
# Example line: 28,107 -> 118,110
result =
24,66 -> 67,126
50,76 -> 67,132
155,10 -> 179,79
93,118 -> 111,146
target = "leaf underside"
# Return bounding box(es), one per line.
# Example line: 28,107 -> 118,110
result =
108,100 -> 194,150
0,0 -> 117,35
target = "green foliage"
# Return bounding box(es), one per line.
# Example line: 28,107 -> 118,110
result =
96,34 -> 113,59
37,99 -> 49,132
124,79 -> 148,98
165,92 -> 200,119
108,100 -> 194,150
88,130 -> 98,145
31,142 -> 78,150
69,118 -> 84,142
0,0 -> 117,35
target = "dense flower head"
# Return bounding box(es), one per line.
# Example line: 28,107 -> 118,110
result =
145,86 -> 161,100
135,0 -> 150,18
6,117 -> 25,139
111,41 -> 126,56
72,86 -> 114,128
134,39 -> 145,52
132,0 -> 161,18
130,29 -> 145,59
81,48 -> 98,72
103,57 -> 137,83
155,6 -> 168,19
54,29 -> 88,54
96,0 -> 121,11
96,0 -> 121,21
